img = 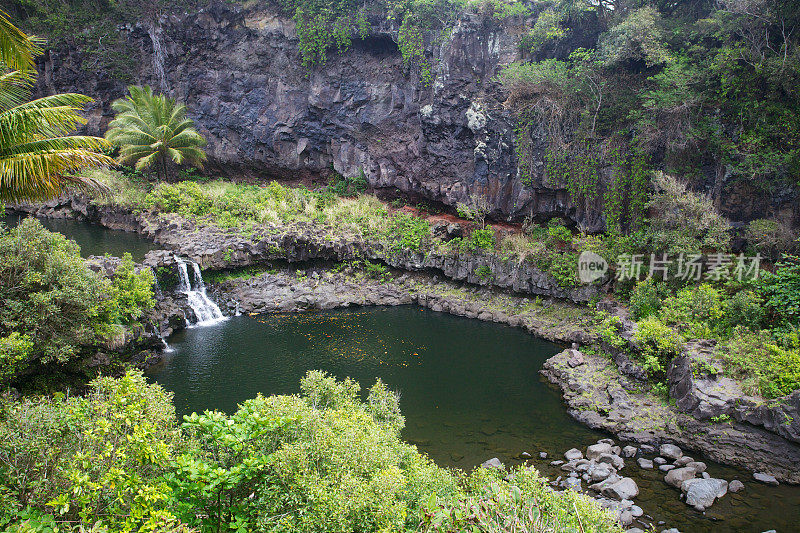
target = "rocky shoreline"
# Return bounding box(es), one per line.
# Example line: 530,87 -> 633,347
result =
9,199 -> 800,489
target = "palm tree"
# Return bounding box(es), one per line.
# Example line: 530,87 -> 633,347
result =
105,85 -> 206,181
0,9 -> 113,203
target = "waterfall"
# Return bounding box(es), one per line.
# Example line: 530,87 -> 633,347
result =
175,256 -> 226,327
147,22 -> 168,92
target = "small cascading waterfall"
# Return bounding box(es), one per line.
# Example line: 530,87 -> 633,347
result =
174,256 -> 226,326
147,22 -> 168,92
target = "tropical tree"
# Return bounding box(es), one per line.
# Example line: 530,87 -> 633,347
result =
105,85 -> 207,180
0,9 -> 113,203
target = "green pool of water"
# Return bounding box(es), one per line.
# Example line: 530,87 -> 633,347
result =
1,212 -> 158,261
150,307 -> 800,533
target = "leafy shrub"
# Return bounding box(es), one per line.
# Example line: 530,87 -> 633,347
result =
723,289 -> 765,332
329,170 -> 368,197
0,371 -> 623,532
629,278 -> 669,319
745,218 -> 796,260
385,213 -> 432,252
722,328 -> 800,398
645,172 -> 731,256
598,313 -> 627,350
757,255 -> 800,326
545,223 -> 573,249
659,284 -> 725,337
0,371 -> 180,529
462,227 -> 496,253
632,316 -> 683,377
0,221 -> 155,383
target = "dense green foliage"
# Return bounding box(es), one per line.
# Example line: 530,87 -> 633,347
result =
500,0 -> 800,229
0,9 -> 112,203
0,219 -> 154,384
106,86 -> 207,181
0,370 -> 622,532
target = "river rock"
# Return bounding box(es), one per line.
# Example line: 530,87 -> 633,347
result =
588,462 -> 616,482
753,472 -> 779,486
622,446 -> 638,458
587,442 -> 613,460
729,480 -> 745,493
562,477 -> 582,491
601,477 -> 640,500
564,448 -> 583,461
674,456 -> 694,466
598,453 -> 625,470
659,464 -> 676,472
481,458 -> 503,469
539,452 -> 548,459
566,349 -> 585,368
686,461 -> 707,473
654,457 -> 667,465
683,478 -> 728,511
637,458 -> 654,469
520,452 -> 531,459
550,460 -> 564,466
660,444 -> 683,460
665,467 -> 698,488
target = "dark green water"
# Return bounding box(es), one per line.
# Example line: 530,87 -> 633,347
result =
150,307 -> 800,533
1,212 -> 157,261
7,215 -> 798,532
149,307 -> 600,467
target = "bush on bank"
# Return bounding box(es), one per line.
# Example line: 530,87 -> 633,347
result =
0,219 -> 155,385
0,370 -> 622,533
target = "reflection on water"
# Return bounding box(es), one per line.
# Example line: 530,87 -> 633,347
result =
150,307 -> 598,468
1,212 -> 157,261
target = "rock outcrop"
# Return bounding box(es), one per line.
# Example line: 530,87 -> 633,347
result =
32,2 -> 796,228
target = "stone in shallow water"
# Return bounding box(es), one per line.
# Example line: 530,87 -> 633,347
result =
601,477 -> 640,500
587,442 -> 613,460
659,464 -> 676,472
564,448 -> 583,461
622,445 -> 638,458
539,451 -> 548,459
637,458 -> 654,469
665,466 -> 698,488
481,457 -> 503,469
660,443 -> 683,460
654,457 -> 667,465
683,478 -> 728,511
753,472 -> 779,485
729,479 -> 745,493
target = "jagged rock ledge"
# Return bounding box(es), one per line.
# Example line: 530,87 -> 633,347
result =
12,196 -> 601,303
541,349 -> 800,484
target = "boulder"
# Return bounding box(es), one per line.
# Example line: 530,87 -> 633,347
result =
567,349 -> 586,368
598,453 -> 625,470
622,446 -> 638,458
561,477 -> 582,491
665,467 -> 698,488
686,461 -> 707,473
654,457 -> 667,465
587,442 -> 613,460
601,477 -> 640,500
753,472 -> 779,486
674,456 -> 694,466
481,458 -> 503,469
729,480 -> 745,493
683,478 -> 728,511
589,462 -> 616,482
637,458 -> 654,469
659,444 -> 683,460
564,448 -> 583,461
659,464 -> 676,472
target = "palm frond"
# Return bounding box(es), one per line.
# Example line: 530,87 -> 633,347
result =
0,9 -> 40,72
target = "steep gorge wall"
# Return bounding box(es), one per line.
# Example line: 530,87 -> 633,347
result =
33,2 -> 796,230
33,2 -> 590,228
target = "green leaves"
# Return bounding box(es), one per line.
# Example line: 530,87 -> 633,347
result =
105,85 -> 206,180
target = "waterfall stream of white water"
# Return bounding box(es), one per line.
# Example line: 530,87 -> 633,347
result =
175,257 -> 226,326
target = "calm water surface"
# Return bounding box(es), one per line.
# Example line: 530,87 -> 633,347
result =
8,214 -> 798,532
151,307 -> 800,533
1,212 -> 157,261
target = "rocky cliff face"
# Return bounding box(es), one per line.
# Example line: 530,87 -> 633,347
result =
34,3 -> 590,227
33,2 -> 795,230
